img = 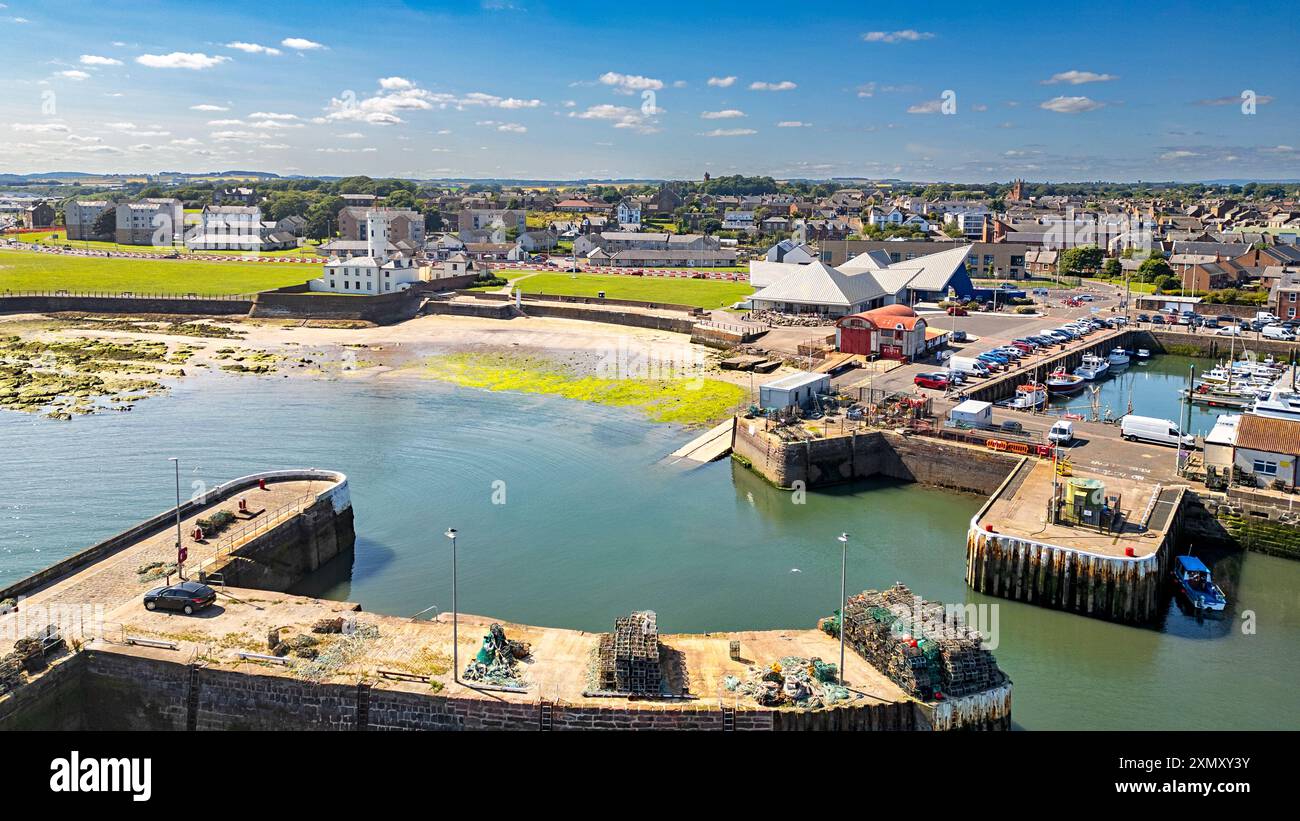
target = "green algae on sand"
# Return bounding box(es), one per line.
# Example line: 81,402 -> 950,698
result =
420,352 -> 745,426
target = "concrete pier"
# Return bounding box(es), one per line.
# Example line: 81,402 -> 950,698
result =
965,459 -> 1185,623
0,469 -> 354,637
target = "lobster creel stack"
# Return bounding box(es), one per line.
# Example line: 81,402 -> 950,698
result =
833,583 -> 1007,701
596,610 -> 664,695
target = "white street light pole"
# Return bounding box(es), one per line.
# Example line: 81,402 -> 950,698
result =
168,457 -> 183,579
444,528 -> 459,682
837,532 -> 850,684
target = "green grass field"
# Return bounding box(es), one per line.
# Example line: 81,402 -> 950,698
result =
514,272 -> 754,309
13,230 -> 321,257
0,249 -> 314,295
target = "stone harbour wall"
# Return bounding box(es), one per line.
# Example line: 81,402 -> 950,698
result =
1,643 -> 1007,731
732,423 -> 1018,495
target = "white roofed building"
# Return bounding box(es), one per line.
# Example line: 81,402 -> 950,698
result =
310,212 -> 422,295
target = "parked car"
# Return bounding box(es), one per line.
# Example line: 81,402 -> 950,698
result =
1262,324 -> 1296,341
946,305 -> 968,316
914,372 -> 952,390
1202,318 -> 1220,329
950,330 -> 969,343
999,420 -> 1024,435
1136,313 -> 1150,323
143,581 -> 217,615
1151,315 -> 1165,325
1215,325 -> 1242,336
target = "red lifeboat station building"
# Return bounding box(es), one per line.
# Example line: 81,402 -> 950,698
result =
835,305 -> 928,360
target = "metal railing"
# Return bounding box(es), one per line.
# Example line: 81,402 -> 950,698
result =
195,494 -> 316,577
1,289 -> 257,301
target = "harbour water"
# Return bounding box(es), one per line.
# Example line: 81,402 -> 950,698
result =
1,367 -> 1297,729
1048,352 -> 1230,435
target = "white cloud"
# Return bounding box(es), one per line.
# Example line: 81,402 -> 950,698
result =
79,55 -> 122,66
169,138 -> 202,147
379,76 -> 414,90
1042,70 -> 1118,85
862,30 -> 934,43
11,123 -> 69,133
496,122 -> 526,133
1159,150 -> 1199,161
56,70 -> 91,81
569,104 -> 660,134
136,52 -> 230,70
1040,95 -> 1104,113
700,128 -> 757,137
700,109 -> 745,119
338,132 -> 365,139
207,118 -> 244,126
907,99 -> 944,114
707,76 -> 737,88
598,71 -> 663,94
777,121 -> 811,127
461,91 -> 542,109
190,104 -> 229,111
226,41 -> 282,56
749,80 -> 796,91
248,112 -> 299,120
281,37 -> 325,51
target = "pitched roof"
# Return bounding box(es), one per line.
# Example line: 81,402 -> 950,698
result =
1236,413 -> 1300,455
751,261 -> 885,307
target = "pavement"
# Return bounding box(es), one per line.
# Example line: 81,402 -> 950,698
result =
0,479 -> 331,640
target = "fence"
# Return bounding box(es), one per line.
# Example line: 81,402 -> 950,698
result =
2,289 -> 257,300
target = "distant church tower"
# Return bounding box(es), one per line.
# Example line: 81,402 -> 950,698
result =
1010,179 -> 1025,201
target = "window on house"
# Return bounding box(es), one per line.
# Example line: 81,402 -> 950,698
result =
343,281 -> 349,290
1253,459 -> 1279,476
329,281 -> 335,288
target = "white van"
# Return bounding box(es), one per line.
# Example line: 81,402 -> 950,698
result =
1256,311 -> 1279,324
1261,324 -> 1295,341
1120,415 -> 1195,448
1047,420 -> 1074,444
949,356 -> 991,378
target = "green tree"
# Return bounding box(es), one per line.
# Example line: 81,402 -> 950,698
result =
1136,256 -> 1172,283
91,208 -> 116,238
1059,245 -> 1104,276
1102,258 -> 1122,279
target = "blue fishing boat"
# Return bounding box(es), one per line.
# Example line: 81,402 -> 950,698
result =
1172,555 -> 1227,612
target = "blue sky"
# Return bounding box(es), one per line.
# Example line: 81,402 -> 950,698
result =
2,0 -> 1297,181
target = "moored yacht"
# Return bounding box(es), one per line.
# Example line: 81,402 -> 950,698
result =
1074,353 -> 1110,381
1107,347 -> 1130,368
1252,388 -> 1300,421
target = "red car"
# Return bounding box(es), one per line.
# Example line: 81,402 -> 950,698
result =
946,306 -> 968,316
914,372 -> 950,390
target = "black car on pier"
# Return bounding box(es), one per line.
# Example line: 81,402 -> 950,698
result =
143,581 -> 217,615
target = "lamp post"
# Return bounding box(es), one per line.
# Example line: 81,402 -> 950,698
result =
445,527 -> 459,682
837,532 -> 850,684
168,457 -> 184,579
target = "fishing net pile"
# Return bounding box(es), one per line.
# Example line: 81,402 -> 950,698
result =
724,656 -> 849,709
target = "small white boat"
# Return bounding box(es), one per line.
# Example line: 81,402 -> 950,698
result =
1006,382 -> 1047,410
1135,348 -> 1150,360
1074,354 -> 1110,381
1107,347 -> 1130,368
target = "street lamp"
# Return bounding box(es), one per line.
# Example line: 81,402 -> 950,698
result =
837,532 -> 850,684
444,527 -> 459,682
168,457 -> 184,579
